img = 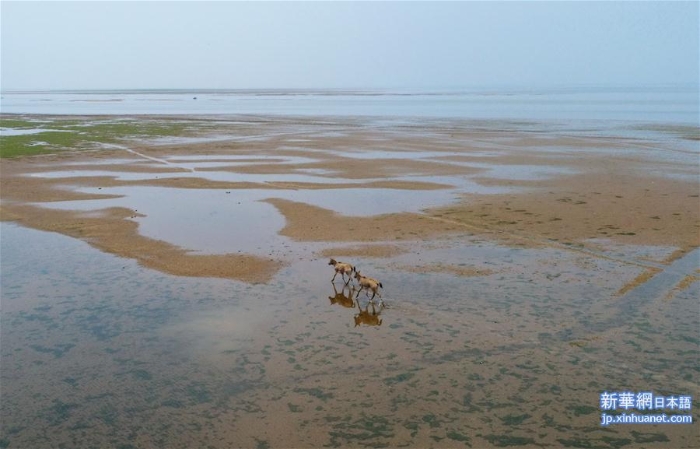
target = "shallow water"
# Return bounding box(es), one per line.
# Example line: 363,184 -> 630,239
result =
29,169 -> 367,184
0,127 -> 69,136
3,86 -> 698,123
32,185 -> 461,255
2,219 -> 698,448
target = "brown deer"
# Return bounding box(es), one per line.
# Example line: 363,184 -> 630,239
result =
353,269 -> 383,304
328,258 -> 354,284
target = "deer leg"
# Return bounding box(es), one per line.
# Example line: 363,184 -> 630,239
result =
331,271 -> 338,282
369,289 -> 377,303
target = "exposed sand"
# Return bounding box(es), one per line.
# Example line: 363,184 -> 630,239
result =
432,172 -> 699,250
319,244 -> 408,259
3,204 -> 282,284
391,262 -> 495,277
263,198 -> 465,242
2,115 -> 698,282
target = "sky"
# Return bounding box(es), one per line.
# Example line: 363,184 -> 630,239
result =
1,1 -> 698,90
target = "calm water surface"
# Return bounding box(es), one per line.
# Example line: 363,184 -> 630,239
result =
2,219 -> 698,448
2,86 -> 698,123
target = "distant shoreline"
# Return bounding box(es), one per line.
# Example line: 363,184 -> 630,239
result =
3,82 -> 699,94
2,86 -> 698,123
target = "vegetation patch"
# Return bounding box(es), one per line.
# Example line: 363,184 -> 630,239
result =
572,405 -> 598,416
446,430 -> 471,444
293,387 -> 334,402
499,413 -> 531,425
483,434 -> 536,447
384,372 -> 415,385
0,116 -> 193,158
328,414 -> 394,447
630,431 -> 669,444
185,382 -> 213,404
46,399 -> 79,426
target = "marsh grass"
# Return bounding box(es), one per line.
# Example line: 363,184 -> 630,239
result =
0,117 -> 192,158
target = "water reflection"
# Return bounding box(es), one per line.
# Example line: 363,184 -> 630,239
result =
328,282 -> 355,308
353,300 -> 383,327
326,282 -> 386,327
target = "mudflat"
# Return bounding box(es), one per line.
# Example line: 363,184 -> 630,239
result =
1,114 -> 698,448
3,116 -> 697,276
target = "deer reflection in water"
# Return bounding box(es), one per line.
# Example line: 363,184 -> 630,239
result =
354,300 -> 383,327
327,283 -> 385,327
329,282 -> 356,309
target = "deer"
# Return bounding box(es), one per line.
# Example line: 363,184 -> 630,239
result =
328,258 -> 355,284
353,268 -> 383,304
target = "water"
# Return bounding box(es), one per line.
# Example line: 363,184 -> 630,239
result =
2,222 -> 698,448
2,85 -> 698,123
30,185 -> 459,255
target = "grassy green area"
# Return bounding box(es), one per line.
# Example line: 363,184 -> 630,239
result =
1,131 -> 89,158
0,118 -> 40,129
0,116 -> 194,158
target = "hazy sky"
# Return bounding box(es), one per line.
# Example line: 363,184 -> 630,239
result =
2,1 -> 698,90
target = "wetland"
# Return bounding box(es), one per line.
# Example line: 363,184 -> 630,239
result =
1,113 -> 698,448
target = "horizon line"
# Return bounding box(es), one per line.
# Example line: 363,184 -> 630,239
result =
3,82 -> 699,94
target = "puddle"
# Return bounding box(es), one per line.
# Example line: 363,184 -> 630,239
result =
457,162 -> 578,180
143,135 -> 246,146
397,175 -> 520,194
28,170 -> 186,180
162,154 -> 320,170
616,247 -> 699,309
32,187 -> 288,255
583,238 -> 679,263
295,168 -> 338,176
164,154 -> 318,163
49,158 -> 145,166
0,127 -> 72,136
27,169 -> 363,184
33,185 -> 462,254
341,149 -> 463,160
